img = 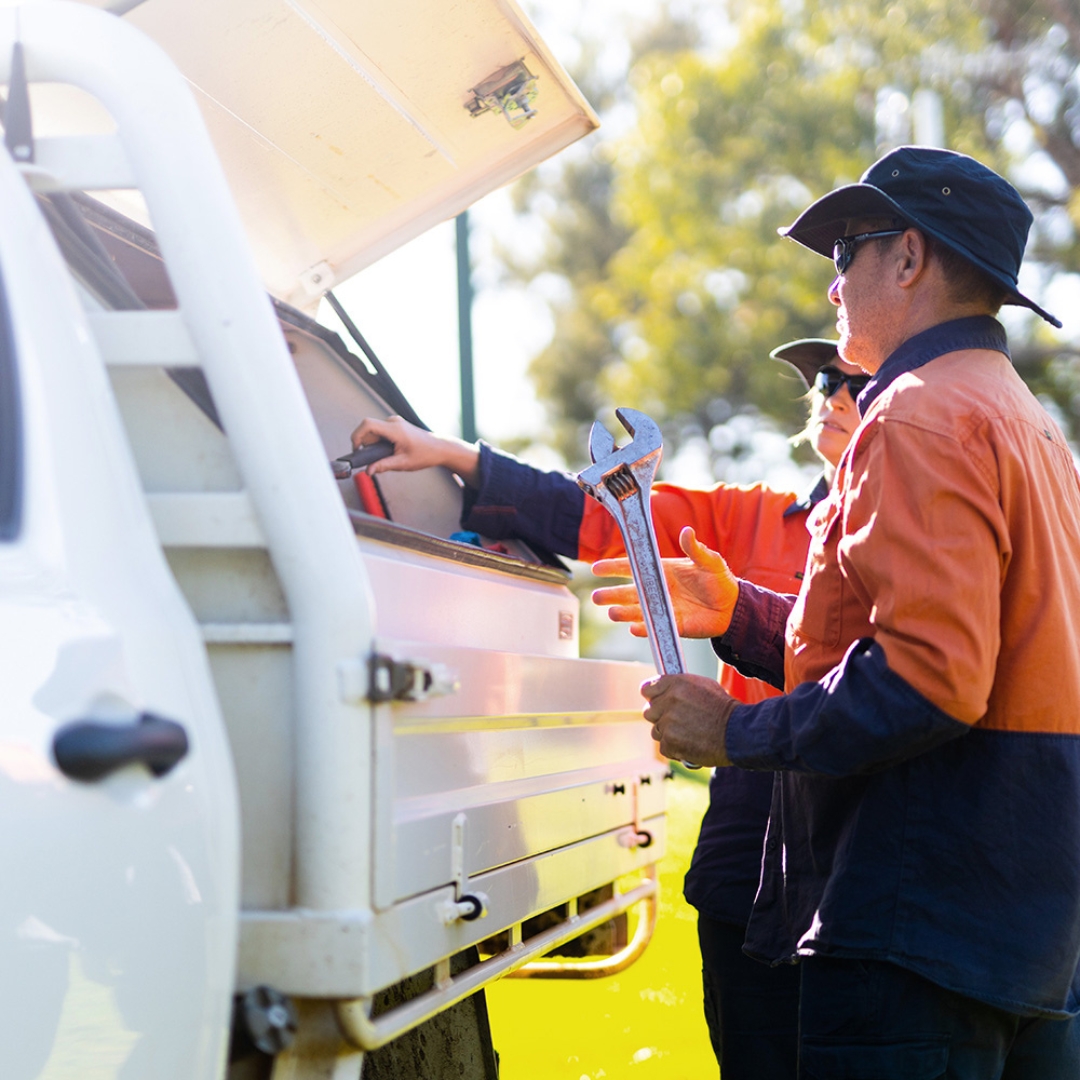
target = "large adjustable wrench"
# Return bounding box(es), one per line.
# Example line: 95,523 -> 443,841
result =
578,409 -> 700,768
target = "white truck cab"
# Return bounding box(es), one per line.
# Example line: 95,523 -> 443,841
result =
0,3 -> 666,1077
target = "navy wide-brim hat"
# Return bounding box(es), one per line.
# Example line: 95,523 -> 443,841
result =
779,146 -> 1062,328
769,338 -> 840,388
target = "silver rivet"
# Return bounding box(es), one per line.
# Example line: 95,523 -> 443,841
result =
942,187 -> 951,195
892,169 -> 900,176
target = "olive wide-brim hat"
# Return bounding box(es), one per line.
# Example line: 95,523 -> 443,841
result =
770,338 -> 840,388
779,146 -> 1062,329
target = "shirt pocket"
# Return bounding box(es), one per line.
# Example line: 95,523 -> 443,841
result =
788,497 -> 843,649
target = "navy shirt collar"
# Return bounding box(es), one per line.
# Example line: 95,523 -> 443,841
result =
857,315 -> 1009,417
783,472 -> 830,517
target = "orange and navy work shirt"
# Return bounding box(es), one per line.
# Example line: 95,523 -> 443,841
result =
461,449 -> 821,925
720,316 -> 1080,1018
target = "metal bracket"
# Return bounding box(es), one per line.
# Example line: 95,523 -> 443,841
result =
298,260 -> 334,298
464,59 -> 539,129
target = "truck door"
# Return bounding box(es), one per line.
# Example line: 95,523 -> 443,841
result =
0,138 -> 239,1079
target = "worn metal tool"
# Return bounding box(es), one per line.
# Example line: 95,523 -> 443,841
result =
577,408 -> 700,768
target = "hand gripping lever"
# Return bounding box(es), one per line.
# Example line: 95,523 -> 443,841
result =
577,408 -> 700,768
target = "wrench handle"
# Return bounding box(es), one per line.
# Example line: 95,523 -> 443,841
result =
590,484 -> 701,769
619,491 -> 686,676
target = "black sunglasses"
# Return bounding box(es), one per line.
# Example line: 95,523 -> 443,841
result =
814,365 -> 871,399
832,229 -> 904,275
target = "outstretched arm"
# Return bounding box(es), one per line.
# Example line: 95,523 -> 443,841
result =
350,416 -> 586,557
351,415 -> 481,487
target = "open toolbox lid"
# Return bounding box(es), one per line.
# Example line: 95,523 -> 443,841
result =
71,0 -> 598,308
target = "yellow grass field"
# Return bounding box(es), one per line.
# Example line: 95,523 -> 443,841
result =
486,775 -> 717,1079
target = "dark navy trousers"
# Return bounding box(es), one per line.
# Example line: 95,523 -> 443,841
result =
798,955 -> 1080,1079
699,920 -> 1080,1078
698,914 -> 799,1079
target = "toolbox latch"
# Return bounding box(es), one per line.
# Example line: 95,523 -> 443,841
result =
365,654 -> 459,703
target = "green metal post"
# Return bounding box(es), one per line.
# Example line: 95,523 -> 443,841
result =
455,211 -> 477,443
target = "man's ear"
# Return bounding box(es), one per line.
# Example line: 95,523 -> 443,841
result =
895,229 -> 928,288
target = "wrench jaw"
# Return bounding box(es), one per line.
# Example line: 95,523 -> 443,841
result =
588,419 -> 617,465
612,406 -> 661,448
578,411 -> 662,501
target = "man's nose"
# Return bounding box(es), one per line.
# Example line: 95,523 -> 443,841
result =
828,276 -> 842,305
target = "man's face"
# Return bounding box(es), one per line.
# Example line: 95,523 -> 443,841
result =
828,222 -> 903,374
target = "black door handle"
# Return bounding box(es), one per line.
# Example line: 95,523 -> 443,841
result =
53,712 -> 189,781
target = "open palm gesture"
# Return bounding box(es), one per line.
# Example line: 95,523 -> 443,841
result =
591,527 -> 740,640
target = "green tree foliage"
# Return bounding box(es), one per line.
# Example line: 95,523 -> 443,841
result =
968,0 -> 1080,423
512,0 -> 1080,468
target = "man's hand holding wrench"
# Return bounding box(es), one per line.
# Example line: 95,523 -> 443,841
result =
577,409 -> 741,769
